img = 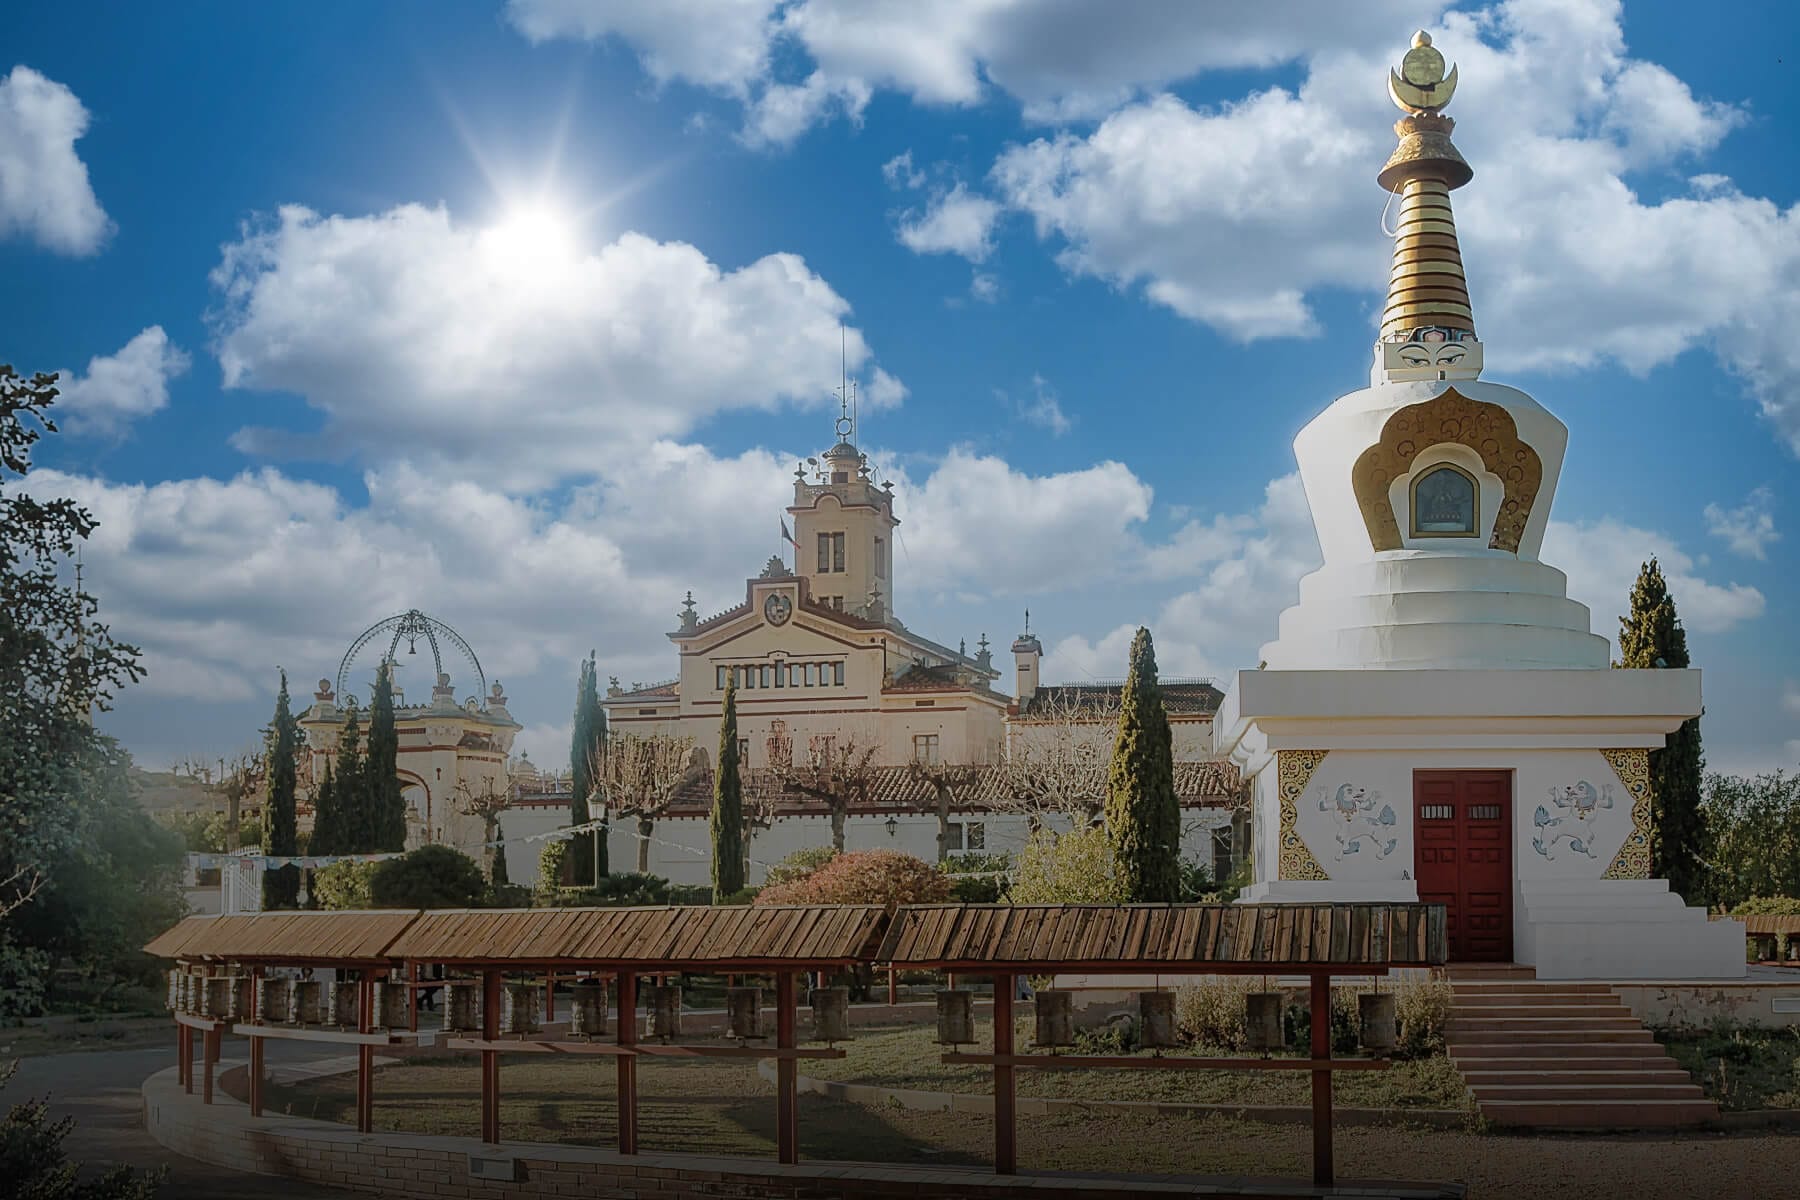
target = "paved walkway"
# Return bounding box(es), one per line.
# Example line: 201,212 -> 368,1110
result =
8,1040 -> 355,1199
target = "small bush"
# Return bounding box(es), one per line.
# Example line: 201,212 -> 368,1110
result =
764,846 -> 838,888
537,840 -> 569,894
1174,976 -> 1254,1049
943,852 -> 1010,902
547,872 -> 673,908
1074,1015 -> 1139,1055
312,859 -> 376,910
755,850 -> 951,908
1394,974 -> 1454,1058
368,845 -> 488,909
715,886 -> 760,905
1285,986 -> 1361,1055
1732,896 -> 1800,916
1008,827 -> 1125,904
667,884 -> 713,906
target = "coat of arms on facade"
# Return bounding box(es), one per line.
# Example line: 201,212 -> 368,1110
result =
1316,783 -> 1398,861
1532,779 -> 1614,861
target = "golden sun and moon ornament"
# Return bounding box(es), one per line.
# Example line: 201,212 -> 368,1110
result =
1388,31 -> 1458,114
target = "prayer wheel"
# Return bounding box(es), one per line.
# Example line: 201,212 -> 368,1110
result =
330,980 -> 361,1028
1139,990 -> 1179,1049
569,981 -> 607,1037
290,980 -> 325,1025
726,986 -> 763,1039
202,975 -> 242,1021
645,984 -> 682,1040
810,986 -> 850,1043
502,981 -> 542,1035
445,981 -> 481,1032
1359,992 -> 1398,1052
256,977 -> 291,1024
1244,992 -> 1284,1051
374,980 -> 409,1030
165,968 -> 181,1012
1034,989 -> 1075,1048
935,989 -> 974,1046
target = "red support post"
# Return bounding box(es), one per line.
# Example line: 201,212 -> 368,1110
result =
776,970 -> 798,1165
993,972 -> 1016,1175
545,970 -> 556,1023
481,969 -> 501,1144
616,971 -> 638,1155
1310,972 -> 1333,1188
201,1025 -> 218,1105
408,961 -> 418,1033
177,1025 -> 189,1092
356,974 -> 375,1134
249,1033 -> 264,1118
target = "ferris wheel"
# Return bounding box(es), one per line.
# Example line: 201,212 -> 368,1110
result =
335,609 -> 488,706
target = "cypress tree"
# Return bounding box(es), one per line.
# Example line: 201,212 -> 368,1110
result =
569,654 -> 607,884
1617,557 -> 1706,900
490,821 -> 510,888
334,705 -> 366,851
1104,627 -> 1181,902
711,675 -> 746,901
262,671 -> 301,909
366,660 -> 407,852
310,759 -> 339,856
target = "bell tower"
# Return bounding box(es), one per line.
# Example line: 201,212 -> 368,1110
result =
788,383 -> 899,621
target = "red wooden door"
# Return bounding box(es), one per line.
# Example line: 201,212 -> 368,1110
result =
1414,770 -> 1513,962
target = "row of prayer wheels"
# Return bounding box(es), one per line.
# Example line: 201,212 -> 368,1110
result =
1243,990 -> 1398,1052
167,969 -> 412,1029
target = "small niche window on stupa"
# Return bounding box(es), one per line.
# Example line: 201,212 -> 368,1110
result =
1410,464 -> 1478,537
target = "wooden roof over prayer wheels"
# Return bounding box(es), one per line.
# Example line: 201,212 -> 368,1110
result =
144,910 -> 420,964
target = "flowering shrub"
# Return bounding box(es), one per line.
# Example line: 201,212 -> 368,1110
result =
754,850 -> 950,909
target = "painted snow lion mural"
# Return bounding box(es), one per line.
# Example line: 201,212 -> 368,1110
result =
1533,779 -> 1615,861
1316,783 -> 1399,861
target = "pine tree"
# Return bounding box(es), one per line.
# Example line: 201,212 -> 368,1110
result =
1617,557 -> 1706,900
334,705 -> 366,851
711,675 -> 746,901
310,759 -> 339,856
262,671 -> 301,909
366,661 -> 407,852
569,654 -> 607,884
1103,627 -> 1181,902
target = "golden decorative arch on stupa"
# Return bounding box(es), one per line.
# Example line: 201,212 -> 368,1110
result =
1350,388 -> 1543,553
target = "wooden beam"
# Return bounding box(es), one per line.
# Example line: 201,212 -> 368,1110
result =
939,1052 -> 1389,1072
993,972 -> 1015,1176
776,970 -> 797,1165
249,1033 -> 264,1118
443,1038 -> 844,1060
356,974 -> 375,1134
481,968 -> 501,1145
201,1024 -> 218,1105
617,971 -> 638,1155
1311,971 -> 1333,1189
229,1023 -> 433,1046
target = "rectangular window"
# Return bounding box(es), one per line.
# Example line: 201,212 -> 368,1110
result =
945,823 -> 966,853
789,664 -> 801,687
1420,804 -> 1453,820
716,666 -> 727,689
742,666 -> 755,690
816,532 -> 846,573
761,665 -> 772,688
874,537 -> 886,578
1212,826 -> 1234,884
966,822 -> 985,851
833,662 -> 845,686
804,663 -> 817,686
738,737 -> 751,764
1469,803 -> 1503,821
912,733 -> 940,765
773,663 -> 784,688
638,708 -> 657,716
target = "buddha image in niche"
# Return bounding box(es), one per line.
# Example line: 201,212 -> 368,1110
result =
1413,465 -> 1476,534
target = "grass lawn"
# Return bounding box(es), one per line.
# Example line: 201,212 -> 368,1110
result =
805,1020 -> 1470,1110
1658,1026 -> 1800,1110
266,1053 -> 1800,1199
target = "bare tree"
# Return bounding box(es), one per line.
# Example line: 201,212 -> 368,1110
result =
770,732 -> 879,853
0,867 -> 42,922
907,760 -> 992,862
454,776 -> 509,866
594,733 -> 701,874
996,693 -> 1117,828
176,751 -> 264,851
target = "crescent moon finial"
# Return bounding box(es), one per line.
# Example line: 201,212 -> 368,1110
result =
1389,31 -> 1456,114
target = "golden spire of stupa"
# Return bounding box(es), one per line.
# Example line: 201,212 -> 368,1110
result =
1377,32 -> 1478,352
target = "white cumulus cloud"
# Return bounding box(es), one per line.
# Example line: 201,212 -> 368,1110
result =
55,326 -> 190,437
1543,516 -> 1765,638
0,65 -> 113,255
896,182 -> 1002,262
1704,487 -> 1780,561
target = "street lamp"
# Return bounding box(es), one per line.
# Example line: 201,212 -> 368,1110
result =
884,814 -> 898,838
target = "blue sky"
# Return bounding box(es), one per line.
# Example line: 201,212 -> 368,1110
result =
5,0 -> 1797,775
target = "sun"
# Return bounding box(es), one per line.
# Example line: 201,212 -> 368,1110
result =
480,203 -> 579,276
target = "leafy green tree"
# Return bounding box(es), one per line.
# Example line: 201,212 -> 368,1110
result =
1702,769 -> 1800,909
261,672 -> 301,909
711,675 -> 745,901
1008,827 -> 1125,904
333,705 -> 365,850
308,760 -> 340,857
365,661 -> 407,852
1103,627 -> 1181,901
368,844 -> 487,908
312,859 -> 375,910
569,654 -> 607,883
1617,558 -> 1706,899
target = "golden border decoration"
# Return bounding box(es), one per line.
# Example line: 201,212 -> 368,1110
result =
1276,750 -> 1331,881
1600,748 -> 1652,880
1350,387 -> 1543,553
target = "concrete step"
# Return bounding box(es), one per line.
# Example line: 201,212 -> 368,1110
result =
1447,1026 -> 1653,1045
1470,1082 -> 1708,1102
1449,1040 -> 1666,1060
1477,1099 -> 1717,1129
1450,983 -> 1613,996
1450,1004 -> 1636,1018
1459,1068 -> 1694,1087
1449,1016 -> 1643,1033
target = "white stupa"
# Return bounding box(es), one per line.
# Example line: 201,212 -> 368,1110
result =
1212,32 -> 1742,979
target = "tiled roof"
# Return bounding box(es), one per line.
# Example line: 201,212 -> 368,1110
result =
605,680 -> 679,703
1021,680 -> 1225,717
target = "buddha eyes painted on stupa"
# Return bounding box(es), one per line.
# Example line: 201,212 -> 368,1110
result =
1410,464 -> 1478,537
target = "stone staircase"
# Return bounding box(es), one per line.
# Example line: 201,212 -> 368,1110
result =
1446,971 -> 1718,1129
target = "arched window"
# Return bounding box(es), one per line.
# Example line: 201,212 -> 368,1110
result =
1410,463 -> 1478,537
